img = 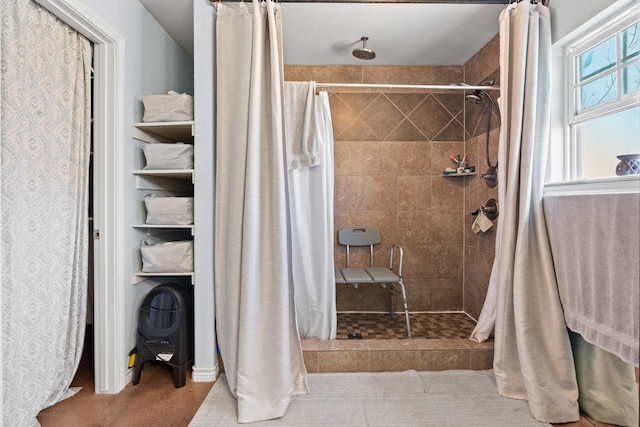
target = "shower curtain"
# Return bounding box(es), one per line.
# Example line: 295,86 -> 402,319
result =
214,0 -> 309,423
469,1 -> 580,423
285,82 -> 336,340
1,0 -> 92,425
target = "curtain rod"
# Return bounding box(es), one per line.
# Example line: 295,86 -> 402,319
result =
211,1 -> 511,3
314,83 -> 500,91
209,1 -> 549,6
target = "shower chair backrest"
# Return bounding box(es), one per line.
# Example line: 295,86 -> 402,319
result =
338,227 -> 381,268
336,227 -> 413,338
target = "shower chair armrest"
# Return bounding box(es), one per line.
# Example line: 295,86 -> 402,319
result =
389,243 -> 404,278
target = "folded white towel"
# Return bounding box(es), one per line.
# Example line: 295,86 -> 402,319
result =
544,193 -> 640,366
284,81 -> 322,170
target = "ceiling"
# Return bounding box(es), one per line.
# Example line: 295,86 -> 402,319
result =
140,0 -> 505,66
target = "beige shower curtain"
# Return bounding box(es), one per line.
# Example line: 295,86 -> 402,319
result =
1,0 -> 92,425
469,2 -> 580,423
214,0 -> 308,423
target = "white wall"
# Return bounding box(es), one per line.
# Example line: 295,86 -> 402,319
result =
80,0 -> 194,379
549,0 -> 618,42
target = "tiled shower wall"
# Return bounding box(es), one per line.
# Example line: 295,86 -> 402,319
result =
284,34 -> 500,316
463,34 -> 500,320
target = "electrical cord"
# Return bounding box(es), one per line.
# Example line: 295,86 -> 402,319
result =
138,331 -> 194,369
143,344 -> 193,368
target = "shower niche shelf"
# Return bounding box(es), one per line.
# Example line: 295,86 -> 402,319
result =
441,172 -> 477,177
132,121 -> 196,285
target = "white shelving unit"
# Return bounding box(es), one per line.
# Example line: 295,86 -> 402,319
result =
131,121 -> 194,143
134,169 -> 194,180
132,121 -> 195,284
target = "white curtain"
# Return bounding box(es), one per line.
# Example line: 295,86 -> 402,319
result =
469,2 -> 580,423
214,0 -> 308,423
1,0 -> 92,425
285,83 -> 336,340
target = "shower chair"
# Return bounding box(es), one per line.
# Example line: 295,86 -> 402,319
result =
335,227 -> 412,338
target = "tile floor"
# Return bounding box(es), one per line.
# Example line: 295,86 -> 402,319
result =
336,311 -> 477,339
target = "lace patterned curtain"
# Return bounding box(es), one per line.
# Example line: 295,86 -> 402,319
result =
1,0 -> 92,425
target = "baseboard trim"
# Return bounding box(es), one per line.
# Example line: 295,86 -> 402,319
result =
124,368 -> 133,385
192,364 -> 219,382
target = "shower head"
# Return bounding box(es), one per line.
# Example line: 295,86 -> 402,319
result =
465,91 -> 484,104
465,88 -> 500,120
456,80 -> 496,104
352,37 -> 376,60
452,82 -> 484,102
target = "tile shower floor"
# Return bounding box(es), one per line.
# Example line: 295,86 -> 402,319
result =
336,311 -> 477,340
302,311 -> 494,374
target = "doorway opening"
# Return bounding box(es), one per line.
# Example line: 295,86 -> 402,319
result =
35,0 -> 126,394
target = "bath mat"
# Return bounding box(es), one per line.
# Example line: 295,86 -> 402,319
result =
189,370 -> 551,426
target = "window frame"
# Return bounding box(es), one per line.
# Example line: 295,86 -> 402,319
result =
563,4 -> 640,182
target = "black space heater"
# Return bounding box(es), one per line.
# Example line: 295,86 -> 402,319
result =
132,282 -> 193,388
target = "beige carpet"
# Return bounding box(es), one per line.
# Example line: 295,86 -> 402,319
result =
189,370 -> 551,426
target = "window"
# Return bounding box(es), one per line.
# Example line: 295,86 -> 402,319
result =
566,6 -> 640,180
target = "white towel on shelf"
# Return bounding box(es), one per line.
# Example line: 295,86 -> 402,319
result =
284,81 -> 321,169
